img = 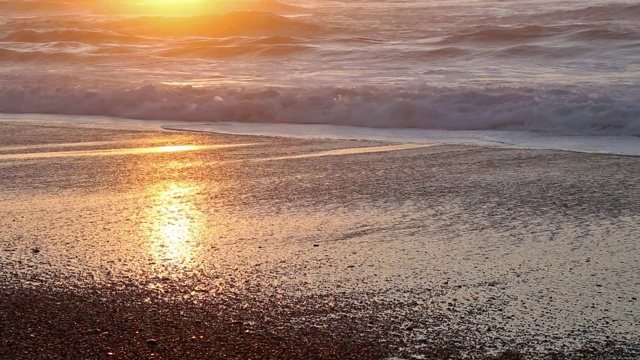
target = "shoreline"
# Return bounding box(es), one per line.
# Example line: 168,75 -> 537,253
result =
2,113 -> 640,157
2,118 -> 639,359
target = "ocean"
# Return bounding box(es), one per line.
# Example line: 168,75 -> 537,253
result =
2,3 -> 640,357
1,0 -> 639,139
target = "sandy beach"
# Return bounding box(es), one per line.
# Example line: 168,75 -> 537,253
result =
1,118 -> 639,359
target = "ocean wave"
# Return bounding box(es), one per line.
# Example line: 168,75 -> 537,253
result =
0,48 -> 85,62
439,23 -> 639,46
396,47 -> 470,61
0,29 -> 145,44
336,37 -> 385,45
1,84 -> 639,136
0,0 -> 307,15
0,0 -> 75,13
438,25 -> 560,44
107,11 -> 319,38
492,44 -> 591,59
244,0 -> 307,15
532,2 -> 640,22
156,43 -> 312,58
245,36 -> 300,45
570,28 -> 639,41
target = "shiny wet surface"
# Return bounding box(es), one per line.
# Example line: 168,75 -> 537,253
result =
1,120 -> 639,359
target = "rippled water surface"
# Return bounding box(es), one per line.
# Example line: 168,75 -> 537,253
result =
1,0 -> 639,134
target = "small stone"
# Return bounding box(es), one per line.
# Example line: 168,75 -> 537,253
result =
86,329 -> 101,335
146,339 -> 157,346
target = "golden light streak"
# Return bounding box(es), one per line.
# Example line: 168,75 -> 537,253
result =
252,144 -> 429,162
0,143 -> 254,160
132,0 -> 220,15
144,181 -> 206,271
154,145 -> 201,153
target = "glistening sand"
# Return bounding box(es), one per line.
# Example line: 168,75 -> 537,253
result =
1,119 -> 639,359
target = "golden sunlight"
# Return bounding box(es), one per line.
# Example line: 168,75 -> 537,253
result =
154,145 -> 201,153
144,181 -> 206,271
0,145 -> 219,160
133,0 -> 222,15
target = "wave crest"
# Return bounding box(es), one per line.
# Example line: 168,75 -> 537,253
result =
156,43 -> 312,58
440,25 -> 559,44
0,29 -> 144,44
535,3 -> 640,21
1,84 -> 639,136
440,24 -> 639,45
110,11 -> 319,37
0,48 -> 85,62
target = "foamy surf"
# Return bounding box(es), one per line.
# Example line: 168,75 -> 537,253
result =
2,84 -> 639,136
164,121 -> 640,157
2,0 -> 639,141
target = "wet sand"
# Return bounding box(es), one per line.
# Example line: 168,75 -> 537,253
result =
1,119 -> 639,359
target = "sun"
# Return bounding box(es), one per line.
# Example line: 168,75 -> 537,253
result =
134,0 -> 219,15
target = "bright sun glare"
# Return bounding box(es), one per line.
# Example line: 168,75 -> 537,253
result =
136,0 -> 218,15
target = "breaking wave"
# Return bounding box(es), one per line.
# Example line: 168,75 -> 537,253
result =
1,84 -> 639,136
1,0 -> 639,140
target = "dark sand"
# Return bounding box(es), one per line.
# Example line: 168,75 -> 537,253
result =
1,119 -> 639,359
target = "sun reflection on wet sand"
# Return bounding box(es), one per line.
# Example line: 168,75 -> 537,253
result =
143,181 -> 206,276
0,143 -> 253,160
153,145 -> 202,153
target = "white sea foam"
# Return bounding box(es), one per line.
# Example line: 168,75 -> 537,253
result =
1,84 -> 639,137
1,0 -> 639,152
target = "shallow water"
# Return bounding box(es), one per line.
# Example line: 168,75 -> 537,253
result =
0,0 -> 639,135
